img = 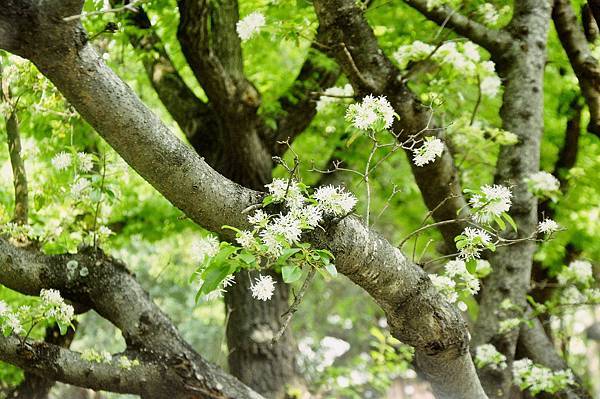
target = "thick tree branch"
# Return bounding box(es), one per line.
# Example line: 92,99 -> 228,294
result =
401,0 -> 511,52
553,0 -> 600,137
0,5 -> 486,398
0,238 -> 262,399
9,323 -> 77,399
313,0 -> 469,251
0,333 -> 180,397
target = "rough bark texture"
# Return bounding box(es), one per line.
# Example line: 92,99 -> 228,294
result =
0,2 -> 487,398
553,0 -> 600,138
0,239 -> 263,399
9,323 -> 77,399
472,2 -> 553,398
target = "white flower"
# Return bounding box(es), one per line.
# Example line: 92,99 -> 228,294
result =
475,344 -> 507,370
268,213 -> 302,244
560,286 -> 586,304
98,226 -> 113,237
429,274 -> 458,303
463,42 -> 480,62
192,235 -> 220,262
457,301 -> 468,311
222,274 -> 236,288
478,3 -> 499,25
313,185 -> 357,216
0,300 -> 9,316
345,95 -> 395,131
469,184 -> 512,223
251,274 -> 276,301
445,260 -> 467,278
527,171 -> 560,197
40,288 -> 64,305
248,209 -> 269,226
265,178 -> 304,208
40,289 -> 74,325
236,230 -> 254,249
464,274 -> 481,295
70,176 -> 91,198
260,230 -> 283,257
412,137 -> 444,167
51,152 -> 72,171
457,227 -> 492,260
316,84 -> 354,111
499,318 -> 521,333
236,11 -> 265,41
537,218 -> 559,235
557,260 -> 593,285
480,76 -> 501,97
293,205 -> 323,228
4,312 -> 23,334
77,152 -> 94,172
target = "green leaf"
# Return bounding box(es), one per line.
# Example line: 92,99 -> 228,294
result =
465,259 -> 477,274
493,215 -> 505,230
282,265 -> 302,283
237,252 -> 256,265
276,248 -> 301,265
503,213 -> 518,232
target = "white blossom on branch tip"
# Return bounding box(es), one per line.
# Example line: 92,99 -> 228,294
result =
314,185 -> 357,216
236,12 -> 265,41
251,274 -> 276,301
51,151 -> 72,171
412,137 -> 444,167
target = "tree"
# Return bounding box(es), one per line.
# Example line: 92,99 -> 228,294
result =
0,0 -> 598,399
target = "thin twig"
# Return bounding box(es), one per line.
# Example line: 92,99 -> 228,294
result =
272,268 -> 316,344
63,0 -> 144,22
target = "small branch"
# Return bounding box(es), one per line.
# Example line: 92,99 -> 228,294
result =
272,268 -> 316,344
63,0 -> 143,22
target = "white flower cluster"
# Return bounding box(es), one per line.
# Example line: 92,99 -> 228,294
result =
412,137 -> 445,167
469,184 -> 512,224
238,179 -> 356,259
40,288 -> 74,326
316,84 -> 354,112
0,300 -> 23,335
478,3 -> 499,25
77,152 -> 94,172
70,176 -> 91,199
512,358 -> 575,395
236,11 -> 265,41
526,171 -> 560,198
250,274 -> 276,301
475,344 -> 507,370
392,41 -> 501,97
456,227 -> 493,260
345,95 -> 395,131
192,235 -> 220,262
51,151 -> 72,171
313,185 -> 357,216
498,317 -> 521,333
537,218 -> 560,235
431,259 -> 487,311
557,260 -> 594,285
